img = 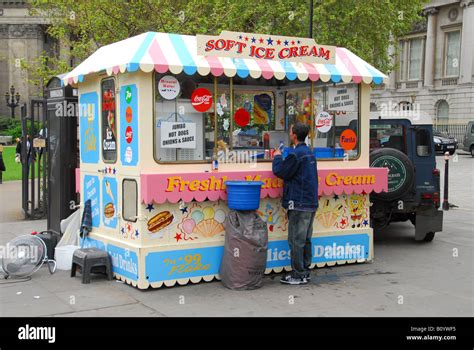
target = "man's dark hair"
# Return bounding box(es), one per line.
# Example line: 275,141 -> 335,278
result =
292,122 -> 310,142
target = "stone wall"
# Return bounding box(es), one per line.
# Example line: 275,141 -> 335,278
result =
0,3 -> 51,119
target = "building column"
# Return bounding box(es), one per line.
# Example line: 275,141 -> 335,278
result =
460,0 -> 474,84
423,7 -> 438,88
388,40 -> 397,90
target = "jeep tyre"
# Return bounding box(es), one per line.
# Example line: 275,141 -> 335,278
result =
422,231 -> 435,242
370,148 -> 415,201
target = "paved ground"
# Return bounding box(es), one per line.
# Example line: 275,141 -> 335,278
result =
0,155 -> 472,317
0,180 -> 24,223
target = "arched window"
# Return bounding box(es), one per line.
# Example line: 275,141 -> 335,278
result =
370,102 -> 378,112
399,101 -> 412,111
436,100 -> 449,121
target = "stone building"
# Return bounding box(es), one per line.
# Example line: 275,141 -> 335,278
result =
0,1 -> 57,119
371,0 -> 474,139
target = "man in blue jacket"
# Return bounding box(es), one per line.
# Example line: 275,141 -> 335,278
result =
272,122 -> 318,285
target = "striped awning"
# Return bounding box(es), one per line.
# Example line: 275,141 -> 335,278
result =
62,31 -> 388,86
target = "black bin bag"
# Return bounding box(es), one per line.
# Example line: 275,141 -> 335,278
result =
219,210 -> 268,290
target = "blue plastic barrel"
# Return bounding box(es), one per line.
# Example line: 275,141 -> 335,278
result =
334,147 -> 345,158
225,181 -> 264,210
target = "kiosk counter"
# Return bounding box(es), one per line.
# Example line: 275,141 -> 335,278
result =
65,31 -> 388,288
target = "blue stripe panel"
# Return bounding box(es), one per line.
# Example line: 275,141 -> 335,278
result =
144,233 -> 370,283
281,61 -> 297,81
266,234 -> 370,268
233,58 -> 249,78
169,33 -> 197,75
363,63 -> 384,84
108,244 -> 139,281
145,246 -> 224,282
127,32 -> 155,72
325,64 -> 342,83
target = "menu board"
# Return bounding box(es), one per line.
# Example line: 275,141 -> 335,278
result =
101,79 -> 117,162
79,92 -> 99,164
160,121 -> 196,149
328,86 -> 356,112
120,84 -> 139,166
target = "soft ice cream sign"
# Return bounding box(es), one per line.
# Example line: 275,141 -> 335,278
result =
197,31 -> 335,64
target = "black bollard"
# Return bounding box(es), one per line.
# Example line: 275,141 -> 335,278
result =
442,151 -> 449,211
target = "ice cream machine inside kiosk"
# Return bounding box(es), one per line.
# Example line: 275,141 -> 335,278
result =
65,31 -> 388,289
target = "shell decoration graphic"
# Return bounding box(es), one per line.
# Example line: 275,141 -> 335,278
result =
179,204 -> 226,238
316,198 -> 345,228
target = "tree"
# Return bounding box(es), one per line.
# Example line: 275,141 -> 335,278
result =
27,0 -> 427,86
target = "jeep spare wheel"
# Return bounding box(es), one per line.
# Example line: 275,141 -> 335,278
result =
370,148 -> 414,200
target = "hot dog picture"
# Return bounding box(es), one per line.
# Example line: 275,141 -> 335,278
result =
104,202 -> 115,218
147,211 -> 174,233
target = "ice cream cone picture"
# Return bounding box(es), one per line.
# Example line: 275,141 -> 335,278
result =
84,106 -> 97,152
105,180 -> 115,202
316,198 -> 344,228
180,206 -> 226,239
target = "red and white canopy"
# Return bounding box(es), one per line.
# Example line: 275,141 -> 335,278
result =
63,32 -> 388,86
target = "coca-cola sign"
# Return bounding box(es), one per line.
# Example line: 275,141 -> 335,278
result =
191,88 -> 213,112
315,111 -> 333,133
125,126 -> 133,143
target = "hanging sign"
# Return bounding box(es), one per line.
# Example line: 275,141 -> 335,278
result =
234,108 -> 250,127
191,88 -> 213,112
158,75 -> 180,100
340,129 -> 357,151
197,31 -> 336,64
160,122 -> 196,149
315,112 -> 333,133
328,86 -> 356,112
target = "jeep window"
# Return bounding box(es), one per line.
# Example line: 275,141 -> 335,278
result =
370,124 -> 406,153
416,129 -> 431,156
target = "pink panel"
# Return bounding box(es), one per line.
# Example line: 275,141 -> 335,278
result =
254,59 -> 274,79
302,62 -> 320,82
336,48 -> 362,84
205,56 -> 224,76
141,168 -> 388,204
75,168 -> 80,193
148,39 -> 169,73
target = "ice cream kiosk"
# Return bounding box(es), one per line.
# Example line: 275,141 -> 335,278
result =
64,31 -> 388,289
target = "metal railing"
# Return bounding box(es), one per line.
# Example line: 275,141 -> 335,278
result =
433,121 -> 472,142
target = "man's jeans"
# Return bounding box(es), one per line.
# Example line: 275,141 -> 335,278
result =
287,210 -> 316,278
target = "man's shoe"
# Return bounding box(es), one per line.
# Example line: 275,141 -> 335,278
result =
305,273 -> 311,281
280,274 -> 308,285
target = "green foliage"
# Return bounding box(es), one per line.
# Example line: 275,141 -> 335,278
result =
0,117 -> 22,139
0,116 -> 14,131
28,0 -> 428,81
2,123 -> 23,140
19,54 -> 70,93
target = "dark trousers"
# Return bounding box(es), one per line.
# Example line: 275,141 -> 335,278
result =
287,210 -> 316,278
